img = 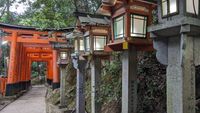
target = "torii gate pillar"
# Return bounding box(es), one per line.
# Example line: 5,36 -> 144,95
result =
6,32 -> 18,96
52,50 -> 60,89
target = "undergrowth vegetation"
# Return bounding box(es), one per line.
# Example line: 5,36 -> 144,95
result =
47,52 -> 168,113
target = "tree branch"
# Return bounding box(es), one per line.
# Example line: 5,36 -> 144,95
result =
0,6 -> 6,18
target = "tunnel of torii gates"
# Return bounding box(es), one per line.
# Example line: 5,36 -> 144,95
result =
0,23 -> 74,96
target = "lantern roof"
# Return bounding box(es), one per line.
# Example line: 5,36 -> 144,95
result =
74,12 -> 110,26
66,30 -> 83,39
102,0 -> 157,5
0,22 -> 74,32
97,0 -> 157,16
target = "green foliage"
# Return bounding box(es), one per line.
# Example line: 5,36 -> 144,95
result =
46,88 -> 60,105
31,62 -> 46,78
0,0 -> 102,28
0,44 -> 9,76
98,52 -> 167,113
85,77 -> 91,113
99,52 -> 122,104
18,0 -> 76,28
137,52 -> 166,113
64,61 -> 76,109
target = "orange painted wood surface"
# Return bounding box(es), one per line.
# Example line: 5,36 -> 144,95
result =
0,77 -> 7,96
49,60 -> 53,80
0,26 -> 66,95
7,32 -> 18,84
53,50 -> 59,83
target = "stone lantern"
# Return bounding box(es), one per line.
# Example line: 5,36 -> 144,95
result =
98,0 -> 156,51
50,41 -> 73,108
67,30 -> 87,113
148,0 -> 200,113
83,30 -> 108,54
98,0 -> 156,112
73,12 -> 110,113
158,0 -> 199,23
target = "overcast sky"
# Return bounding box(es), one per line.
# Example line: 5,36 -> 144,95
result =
10,0 -> 34,14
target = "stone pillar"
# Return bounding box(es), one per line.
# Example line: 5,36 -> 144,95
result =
122,46 -> 137,113
167,35 -> 195,113
75,60 -> 86,113
60,66 -> 67,107
91,57 -> 101,113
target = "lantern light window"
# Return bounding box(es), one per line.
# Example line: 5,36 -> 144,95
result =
161,0 -> 178,17
85,36 -> 90,51
186,0 -> 199,15
60,52 -> 68,60
131,14 -> 147,38
94,36 -> 106,50
114,15 -> 125,39
74,39 -> 78,52
74,38 -> 84,53
80,39 -> 84,51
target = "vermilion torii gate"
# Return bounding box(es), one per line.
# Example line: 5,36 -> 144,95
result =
0,23 -> 73,96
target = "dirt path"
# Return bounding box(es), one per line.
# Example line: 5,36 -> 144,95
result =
0,85 -> 46,113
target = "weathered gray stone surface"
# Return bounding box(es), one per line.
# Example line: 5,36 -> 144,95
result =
166,35 -> 195,113
194,37 -> 200,66
76,60 -> 86,113
60,67 -> 67,107
122,46 -> 137,113
152,34 -> 196,113
153,38 -> 168,65
149,19 -> 197,113
91,57 -> 101,113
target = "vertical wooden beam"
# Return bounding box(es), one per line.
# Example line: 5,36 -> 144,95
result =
52,50 -> 60,89
25,58 -> 32,88
15,43 -> 22,88
125,10 -> 130,39
89,29 -> 94,52
91,57 -> 101,113
46,61 -> 52,85
19,44 -> 23,82
111,17 -> 114,42
21,46 -> 26,90
122,45 -> 137,113
16,43 -> 23,91
28,60 -> 32,86
7,32 -> 17,84
14,43 -> 19,85
21,48 -> 27,82
49,59 -> 53,83
6,32 -> 18,96
23,52 -> 28,89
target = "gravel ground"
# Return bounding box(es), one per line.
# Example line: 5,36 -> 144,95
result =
0,85 -> 46,113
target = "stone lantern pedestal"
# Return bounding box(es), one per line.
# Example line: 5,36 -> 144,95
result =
149,18 -> 200,113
